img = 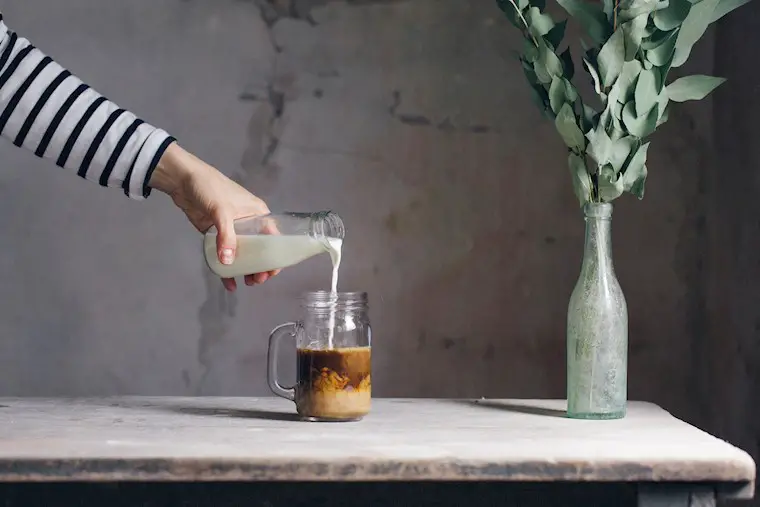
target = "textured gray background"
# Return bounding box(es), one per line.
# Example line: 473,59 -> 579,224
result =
0,0 -> 755,503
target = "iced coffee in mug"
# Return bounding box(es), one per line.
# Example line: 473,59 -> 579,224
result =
267,291 -> 371,421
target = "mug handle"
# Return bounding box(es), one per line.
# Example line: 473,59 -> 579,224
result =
267,322 -> 298,401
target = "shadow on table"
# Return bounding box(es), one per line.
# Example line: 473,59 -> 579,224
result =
451,399 -> 567,418
159,405 -> 302,421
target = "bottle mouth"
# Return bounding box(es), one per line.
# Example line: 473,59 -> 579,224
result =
301,291 -> 368,312
583,202 -> 613,219
311,211 -> 345,240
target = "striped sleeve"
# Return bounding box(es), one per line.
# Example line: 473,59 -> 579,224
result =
0,16 -> 176,200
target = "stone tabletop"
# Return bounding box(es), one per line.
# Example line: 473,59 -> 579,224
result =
0,398 -> 754,492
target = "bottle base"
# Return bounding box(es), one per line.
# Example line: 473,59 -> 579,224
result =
566,409 -> 626,420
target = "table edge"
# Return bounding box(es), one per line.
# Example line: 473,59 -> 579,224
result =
0,458 -> 753,489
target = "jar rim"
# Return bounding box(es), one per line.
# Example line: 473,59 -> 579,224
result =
300,291 -> 368,311
301,290 -> 367,301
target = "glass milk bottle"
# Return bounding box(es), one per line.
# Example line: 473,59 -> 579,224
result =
203,211 -> 345,278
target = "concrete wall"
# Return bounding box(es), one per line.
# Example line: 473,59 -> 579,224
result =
0,0 -> 747,475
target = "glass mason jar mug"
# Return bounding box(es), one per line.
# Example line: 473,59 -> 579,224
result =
267,291 -> 372,422
203,211 -> 345,279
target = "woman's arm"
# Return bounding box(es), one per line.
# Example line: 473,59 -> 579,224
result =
0,14 -> 278,290
0,14 -> 174,200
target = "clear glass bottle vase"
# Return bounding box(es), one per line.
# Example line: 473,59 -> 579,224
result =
567,202 -> 628,419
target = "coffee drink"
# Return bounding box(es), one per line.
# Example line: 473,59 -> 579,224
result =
295,347 -> 371,420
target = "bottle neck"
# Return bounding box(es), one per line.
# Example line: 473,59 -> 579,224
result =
580,203 -> 614,276
310,211 -> 345,240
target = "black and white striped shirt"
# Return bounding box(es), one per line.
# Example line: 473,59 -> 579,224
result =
0,14 -> 176,200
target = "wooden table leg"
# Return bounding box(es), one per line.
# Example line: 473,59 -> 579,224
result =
638,485 -> 716,507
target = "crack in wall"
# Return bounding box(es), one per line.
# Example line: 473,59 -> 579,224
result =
194,0 -> 410,394
388,90 -> 497,134
195,1 -> 285,395
255,0 -> 407,26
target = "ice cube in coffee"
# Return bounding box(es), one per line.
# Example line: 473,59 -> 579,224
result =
295,346 -> 371,421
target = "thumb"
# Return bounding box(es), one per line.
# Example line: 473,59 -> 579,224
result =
214,210 -> 237,266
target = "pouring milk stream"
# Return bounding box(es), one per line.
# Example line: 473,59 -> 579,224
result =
203,211 -> 344,347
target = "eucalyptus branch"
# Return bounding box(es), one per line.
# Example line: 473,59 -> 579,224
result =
495,0 -> 748,206
508,0 -> 540,46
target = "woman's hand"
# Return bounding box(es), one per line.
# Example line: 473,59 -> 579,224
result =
149,142 -> 279,291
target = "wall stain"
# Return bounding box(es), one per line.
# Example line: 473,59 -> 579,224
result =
388,90 -> 497,134
417,330 -> 427,352
253,0 -> 408,28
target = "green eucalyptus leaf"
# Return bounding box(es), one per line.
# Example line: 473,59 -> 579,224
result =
496,0 -> 523,28
583,57 -> 604,94
643,58 -> 654,69
598,164 -> 625,201
568,152 -> 592,206
653,0 -> 691,30
641,27 -> 675,50
611,114 -> 624,135
672,0 -> 720,67
586,125 -> 614,165
622,101 -> 659,137
524,39 -> 539,61
657,102 -> 671,126
533,60 -> 552,84
549,76 -> 568,113
610,136 -> 637,171
545,19 -> 567,48
622,13 -> 650,60
610,121 -> 626,139
666,74 -> 726,101
612,100 -> 624,119
619,0 -> 669,22
630,164 -> 647,198
556,0 -> 612,44
710,0 -> 752,22
565,78 -> 579,103
518,0 -> 529,10
654,65 -> 667,91
527,7 -> 556,37
600,107 -> 615,131
523,65 -> 550,111
598,29 -> 626,87
622,142 -> 650,199
656,88 -> 669,117
635,68 -> 658,116
582,103 -> 598,132
646,28 -> 678,66
615,59 -> 644,104
559,48 -> 575,79
555,103 -> 586,151
539,40 -> 565,77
